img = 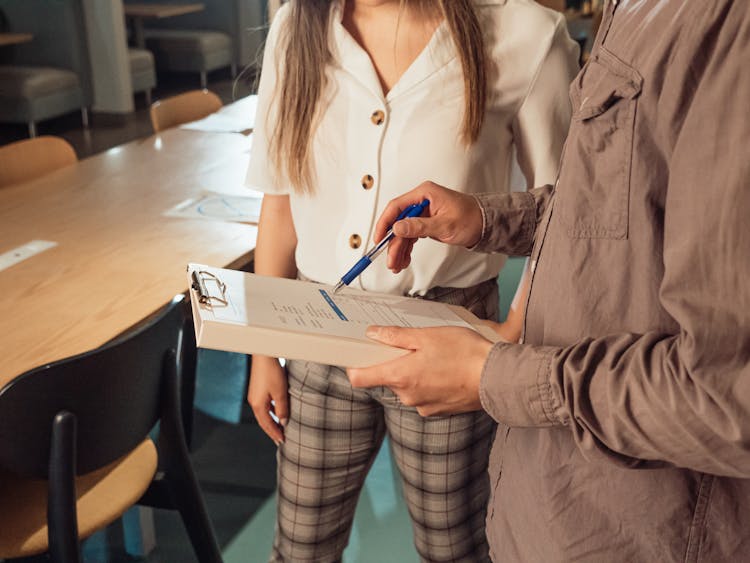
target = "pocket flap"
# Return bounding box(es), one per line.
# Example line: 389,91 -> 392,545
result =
573,47 -> 643,121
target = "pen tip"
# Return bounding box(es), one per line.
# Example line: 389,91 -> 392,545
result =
332,281 -> 343,294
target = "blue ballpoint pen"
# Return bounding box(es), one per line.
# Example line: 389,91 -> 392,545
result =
332,199 -> 430,293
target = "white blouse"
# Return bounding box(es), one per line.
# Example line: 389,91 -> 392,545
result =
247,0 -> 579,296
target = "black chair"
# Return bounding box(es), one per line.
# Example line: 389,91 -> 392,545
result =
0,295 -> 222,562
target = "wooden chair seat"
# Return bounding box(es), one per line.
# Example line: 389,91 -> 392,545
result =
0,439 -> 157,558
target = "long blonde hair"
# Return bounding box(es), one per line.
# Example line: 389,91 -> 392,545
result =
270,0 -> 487,194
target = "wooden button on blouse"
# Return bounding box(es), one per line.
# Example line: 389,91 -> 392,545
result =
361,174 -> 374,190
349,234 -> 362,249
371,110 -> 385,125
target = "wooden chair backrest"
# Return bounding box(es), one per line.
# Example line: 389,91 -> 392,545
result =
149,89 -> 223,132
0,136 -> 77,188
0,295 -> 190,477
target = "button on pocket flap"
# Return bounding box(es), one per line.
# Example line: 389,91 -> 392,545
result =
574,48 -> 643,121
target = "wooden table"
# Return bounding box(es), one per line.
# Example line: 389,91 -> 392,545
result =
0,33 -> 33,47
0,128 -> 257,388
123,3 -> 205,48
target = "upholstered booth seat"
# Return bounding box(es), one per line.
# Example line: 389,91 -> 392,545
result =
0,65 -> 86,137
128,48 -> 156,104
144,29 -> 234,88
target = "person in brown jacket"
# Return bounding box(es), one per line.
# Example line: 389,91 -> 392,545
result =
347,0 -> 750,560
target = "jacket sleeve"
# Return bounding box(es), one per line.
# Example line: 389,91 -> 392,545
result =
471,187 -> 554,257
479,3 -> 750,478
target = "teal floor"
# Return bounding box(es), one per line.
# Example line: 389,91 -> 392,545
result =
222,439 -> 419,563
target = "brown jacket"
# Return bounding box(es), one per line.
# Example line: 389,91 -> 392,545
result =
475,0 -> 750,560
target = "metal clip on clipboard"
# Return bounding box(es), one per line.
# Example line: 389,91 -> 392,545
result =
191,269 -> 228,307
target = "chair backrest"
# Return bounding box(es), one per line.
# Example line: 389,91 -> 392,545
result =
0,295 -> 192,478
0,136 -> 77,188
149,89 -> 223,132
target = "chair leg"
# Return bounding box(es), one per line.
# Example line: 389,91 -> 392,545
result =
159,350 -> 222,563
145,89 -> 153,106
200,71 -> 208,89
28,121 -> 37,138
179,320 -> 197,450
81,108 -> 90,129
48,411 -> 82,563
230,63 -> 238,78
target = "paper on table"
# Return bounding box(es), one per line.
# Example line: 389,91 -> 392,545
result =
0,240 -> 57,272
164,191 -> 263,224
179,113 -> 253,135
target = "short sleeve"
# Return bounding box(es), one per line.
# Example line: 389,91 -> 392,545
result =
512,14 -> 579,189
245,3 -> 292,195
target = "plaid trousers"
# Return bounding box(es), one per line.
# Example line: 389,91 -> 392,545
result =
270,278 -> 499,563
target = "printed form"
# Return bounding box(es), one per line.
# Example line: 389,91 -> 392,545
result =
206,269 -> 474,340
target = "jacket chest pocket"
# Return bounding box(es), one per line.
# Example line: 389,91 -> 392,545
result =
558,47 -> 643,239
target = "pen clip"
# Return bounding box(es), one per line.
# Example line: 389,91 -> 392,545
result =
191,270 -> 228,307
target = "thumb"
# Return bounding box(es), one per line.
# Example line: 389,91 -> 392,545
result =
392,217 -> 434,239
366,326 -> 421,350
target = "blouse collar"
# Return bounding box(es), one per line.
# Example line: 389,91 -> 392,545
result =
329,0 -> 483,102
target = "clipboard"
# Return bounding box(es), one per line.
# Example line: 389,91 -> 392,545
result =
187,264 -> 500,368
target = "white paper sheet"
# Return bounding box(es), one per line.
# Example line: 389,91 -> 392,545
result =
0,240 -> 57,272
164,191 -> 263,224
207,269 -> 473,339
179,95 -> 258,134
179,113 -> 253,135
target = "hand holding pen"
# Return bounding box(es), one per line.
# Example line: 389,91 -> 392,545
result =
332,199 -> 430,293
373,182 -> 484,273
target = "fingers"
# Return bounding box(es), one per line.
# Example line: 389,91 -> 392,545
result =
250,394 -> 285,445
391,217 -> 432,239
388,237 -> 416,273
248,358 -> 288,446
386,237 -> 411,272
347,364 -> 393,389
271,389 -> 289,430
348,326 -> 423,388
375,182 -> 484,270
351,326 -> 491,417
365,325 -> 422,350
374,183 -> 436,243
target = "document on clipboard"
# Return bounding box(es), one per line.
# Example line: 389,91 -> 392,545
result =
187,264 -> 500,368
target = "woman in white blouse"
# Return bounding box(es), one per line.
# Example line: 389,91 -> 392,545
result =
246,1 -> 578,561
